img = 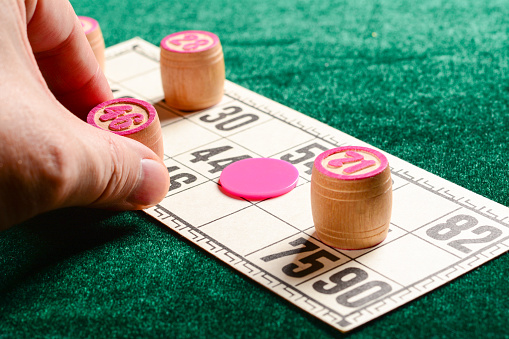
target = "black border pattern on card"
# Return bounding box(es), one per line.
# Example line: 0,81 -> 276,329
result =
107,38 -> 509,332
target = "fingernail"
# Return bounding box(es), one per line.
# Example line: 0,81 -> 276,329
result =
127,159 -> 169,207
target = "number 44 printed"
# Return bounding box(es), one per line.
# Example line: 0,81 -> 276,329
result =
173,139 -> 259,180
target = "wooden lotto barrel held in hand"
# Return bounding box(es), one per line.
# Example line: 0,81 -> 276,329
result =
311,146 -> 392,250
160,30 -> 225,111
87,98 -> 164,160
79,16 -> 105,71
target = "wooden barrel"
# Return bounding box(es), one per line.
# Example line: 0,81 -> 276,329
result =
79,16 -> 105,71
87,98 -> 164,159
311,146 -> 392,249
160,31 -> 225,111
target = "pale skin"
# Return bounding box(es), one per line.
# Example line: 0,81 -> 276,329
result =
0,0 -> 171,229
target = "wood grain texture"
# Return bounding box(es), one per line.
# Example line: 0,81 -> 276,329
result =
160,31 -> 225,111
79,16 -> 105,71
311,147 -> 392,250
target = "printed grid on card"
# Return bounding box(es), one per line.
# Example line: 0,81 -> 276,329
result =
105,38 -> 509,332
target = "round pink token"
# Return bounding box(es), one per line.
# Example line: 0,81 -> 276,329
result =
219,158 -> 299,200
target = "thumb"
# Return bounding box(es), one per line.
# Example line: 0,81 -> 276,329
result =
0,90 -> 170,230
57,119 -> 170,211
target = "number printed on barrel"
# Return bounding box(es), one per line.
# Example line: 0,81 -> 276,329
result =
314,146 -> 388,181
87,98 -> 155,136
161,30 -> 219,53
414,208 -> 509,258
190,102 -> 270,136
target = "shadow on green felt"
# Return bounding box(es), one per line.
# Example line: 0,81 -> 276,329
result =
0,208 -> 136,293
149,216 -> 344,338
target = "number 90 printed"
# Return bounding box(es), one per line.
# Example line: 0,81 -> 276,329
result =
248,235 -> 397,313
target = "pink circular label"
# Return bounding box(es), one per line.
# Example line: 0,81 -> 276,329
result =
87,98 -> 156,136
161,31 -> 219,53
314,146 -> 388,180
219,158 -> 299,200
78,16 -> 99,35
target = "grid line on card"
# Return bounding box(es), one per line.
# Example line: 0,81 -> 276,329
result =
106,38 -> 509,332
327,223 -> 406,261
227,90 -> 509,227
197,204 -> 255,228
105,38 -> 509,228
115,66 -> 160,83
132,42 -> 160,62
164,174 -> 209,198
400,206 -> 466,258
165,136 -> 254,171
111,81 -> 153,101
392,182 -> 410,192
105,40 -> 143,60
106,39 -> 508,230
350,242 -> 431,288
223,81 -> 509,226
391,170 -> 509,227
146,204 -> 352,330
253,203 -> 314,238
220,224 -> 302,258
220,93 -> 347,150
169,119 -> 272,159
148,196 -> 509,332
364,234 -> 509,306
225,88 -> 345,146
157,106 -> 269,159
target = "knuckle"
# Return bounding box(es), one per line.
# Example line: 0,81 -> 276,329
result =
0,137 -> 73,227
39,143 -> 72,203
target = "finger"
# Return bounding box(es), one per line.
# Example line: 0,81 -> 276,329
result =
38,98 -> 170,211
58,120 -> 171,211
0,92 -> 170,229
26,0 -> 112,120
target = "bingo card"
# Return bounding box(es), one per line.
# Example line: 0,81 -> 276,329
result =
104,38 -> 509,332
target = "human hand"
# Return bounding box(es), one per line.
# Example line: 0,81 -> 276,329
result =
0,0 -> 170,229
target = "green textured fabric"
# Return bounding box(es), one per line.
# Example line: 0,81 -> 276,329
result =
1,0 -> 508,337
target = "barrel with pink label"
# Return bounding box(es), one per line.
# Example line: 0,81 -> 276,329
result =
310,146 -> 392,250
87,98 -> 164,159
78,16 -> 105,71
160,30 -> 225,111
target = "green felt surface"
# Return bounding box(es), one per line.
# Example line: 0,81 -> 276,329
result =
1,0 -> 509,337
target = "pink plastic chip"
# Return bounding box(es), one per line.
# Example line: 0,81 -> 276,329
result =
219,158 -> 299,200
